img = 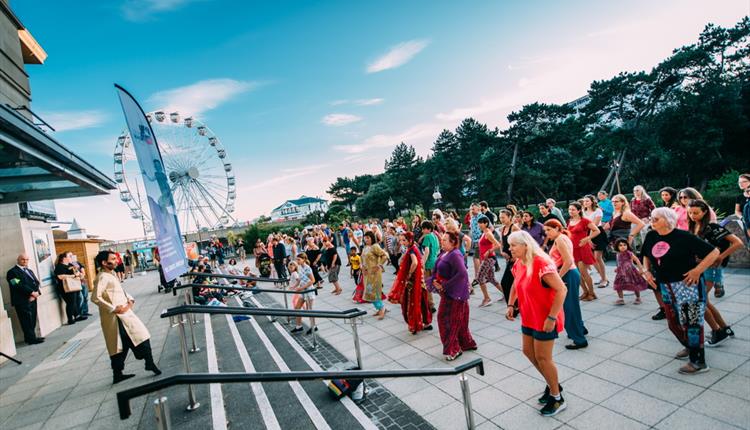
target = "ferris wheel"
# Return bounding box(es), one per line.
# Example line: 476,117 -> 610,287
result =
113,111 -> 237,234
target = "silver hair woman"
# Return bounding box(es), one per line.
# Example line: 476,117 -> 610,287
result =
641,207 -> 719,374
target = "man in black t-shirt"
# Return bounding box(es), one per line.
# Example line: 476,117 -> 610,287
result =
323,239 -> 342,295
479,201 -> 497,224
272,238 -> 287,279
641,208 -> 719,375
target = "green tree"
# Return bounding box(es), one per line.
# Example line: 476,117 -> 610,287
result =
384,143 -> 423,210
327,174 -> 378,209
354,181 -> 393,219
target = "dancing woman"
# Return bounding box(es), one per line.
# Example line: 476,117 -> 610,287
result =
427,232 -> 477,360
582,195 -> 608,289
567,202 -> 600,301
498,209 -> 520,313
362,231 -> 389,319
505,231 -> 568,416
476,216 -> 503,307
388,232 -> 433,334
543,219 -> 588,349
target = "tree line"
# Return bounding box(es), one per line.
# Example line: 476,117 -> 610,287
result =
327,19 -> 750,220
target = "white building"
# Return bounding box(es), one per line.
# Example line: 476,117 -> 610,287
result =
271,196 -> 328,222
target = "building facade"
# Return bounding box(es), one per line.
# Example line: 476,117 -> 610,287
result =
0,1 -> 116,361
270,195 -> 328,222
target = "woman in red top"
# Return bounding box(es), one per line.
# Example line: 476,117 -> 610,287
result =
505,230 -> 568,417
567,202 -> 599,302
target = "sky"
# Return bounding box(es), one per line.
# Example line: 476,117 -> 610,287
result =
14,0 -> 749,240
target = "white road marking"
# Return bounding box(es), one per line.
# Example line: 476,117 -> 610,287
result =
234,297 -> 331,430
245,296 -> 378,430
203,314 -> 228,430
225,313 -> 281,430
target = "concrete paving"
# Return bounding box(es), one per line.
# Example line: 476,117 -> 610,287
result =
0,272 -> 173,430
263,252 -> 750,430
1,252 -> 748,430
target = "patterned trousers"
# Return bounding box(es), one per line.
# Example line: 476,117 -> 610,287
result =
437,296 -> 477,356
660,280 -> 706,365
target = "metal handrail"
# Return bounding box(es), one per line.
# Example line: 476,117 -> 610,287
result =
185,272 -> 288,283
117,358 -> 485,419
172,283 -> 318,296
160,304 -> 366,320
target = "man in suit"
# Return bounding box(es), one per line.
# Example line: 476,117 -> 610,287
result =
6,253 -> 44,344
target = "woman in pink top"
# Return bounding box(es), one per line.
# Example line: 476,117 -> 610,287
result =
675,188 -> 716,230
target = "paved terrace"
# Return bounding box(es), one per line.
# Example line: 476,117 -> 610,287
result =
0,254 -> 748,429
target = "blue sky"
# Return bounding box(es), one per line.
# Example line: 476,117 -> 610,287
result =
15,0 -> 749,239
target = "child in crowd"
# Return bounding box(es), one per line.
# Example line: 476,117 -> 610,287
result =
612,239 -> 649,305
349,247 -> 361,279
290,255 -> 318,335
350,247 -> 367,303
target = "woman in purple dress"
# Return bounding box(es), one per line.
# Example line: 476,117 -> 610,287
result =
427,231 -> 477,361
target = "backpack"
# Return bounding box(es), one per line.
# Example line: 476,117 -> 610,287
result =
327,366 -> 363,400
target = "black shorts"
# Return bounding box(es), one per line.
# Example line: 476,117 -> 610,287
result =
115,264 -> 125,273
521,326 -> 558,341
592,226 -> 609,251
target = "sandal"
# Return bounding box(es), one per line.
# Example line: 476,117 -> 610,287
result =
479,299 -> 492,308
614,298 -> 625,305
634,297 -> 642,305
445,351 -> 463,361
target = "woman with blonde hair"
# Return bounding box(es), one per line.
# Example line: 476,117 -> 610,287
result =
605,194 -> 645,248
505,231 -> 568,416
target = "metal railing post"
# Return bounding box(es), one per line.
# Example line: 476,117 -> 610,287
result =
182,291 -> 200,353
282,283 -> 290,325
350,317 -> 363,369
153,396 -> 172,430
177,316 -> 200,411
306,295 -> 318,350
189,291 -> 199,324
459,373 -> 475,429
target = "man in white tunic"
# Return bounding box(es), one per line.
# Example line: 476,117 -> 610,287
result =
92,250 -> 161,384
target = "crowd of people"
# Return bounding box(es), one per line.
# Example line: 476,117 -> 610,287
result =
205,173 -> 748,417
75,172 -> 746,416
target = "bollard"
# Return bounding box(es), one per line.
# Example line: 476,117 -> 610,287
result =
459,373 -> 475,429
178,316 -> 201,411
154,396 -> 172,430
350,317 -> 364,370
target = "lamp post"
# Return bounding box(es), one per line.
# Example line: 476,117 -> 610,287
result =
432,186 -> 442,209
388,197 -> 395,220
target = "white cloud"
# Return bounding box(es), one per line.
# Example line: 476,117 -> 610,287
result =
366,39 -> 430,73
321,113 -> 363,127
42,110 -> 108,132
329,98 -> 384,106
333,122 -> 441,154
242,164 -> 328,191
355,98 -> 384,106
149,78 -> 256,116
121,0 -> 200,21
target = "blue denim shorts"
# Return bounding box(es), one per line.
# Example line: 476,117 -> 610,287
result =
703,267 -> 723,284
521,326 -> 558,341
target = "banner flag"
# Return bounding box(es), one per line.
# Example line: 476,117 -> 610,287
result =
115,84 -> 188,281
